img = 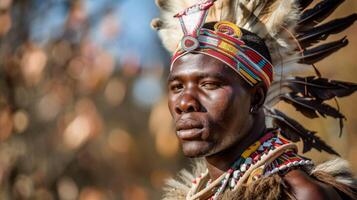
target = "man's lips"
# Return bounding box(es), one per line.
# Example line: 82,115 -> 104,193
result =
176,120 -> 204,140
176,128 -> 204,140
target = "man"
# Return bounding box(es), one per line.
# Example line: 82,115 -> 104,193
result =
152,0 -> 357,199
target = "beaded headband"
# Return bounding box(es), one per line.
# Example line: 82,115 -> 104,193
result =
170,0 -> 273,88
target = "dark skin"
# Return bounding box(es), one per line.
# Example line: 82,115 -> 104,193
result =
167,53 -> 342,200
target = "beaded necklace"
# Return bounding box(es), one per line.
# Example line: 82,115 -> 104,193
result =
187,129 -> 313,200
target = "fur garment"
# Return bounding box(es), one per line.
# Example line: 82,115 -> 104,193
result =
162,158 -> 357,200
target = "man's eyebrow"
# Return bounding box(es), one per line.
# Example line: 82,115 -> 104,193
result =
197,72 -> 226,81
167,74 -> 179,82
167,71 -> 228,82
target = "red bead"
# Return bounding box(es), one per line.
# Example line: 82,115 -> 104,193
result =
253,154 -> 261,162
184,39 -> 194,47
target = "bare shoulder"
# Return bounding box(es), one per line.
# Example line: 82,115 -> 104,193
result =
282,169 -> 342,200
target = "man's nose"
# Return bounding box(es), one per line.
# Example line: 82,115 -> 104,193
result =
175,90 -> 200,114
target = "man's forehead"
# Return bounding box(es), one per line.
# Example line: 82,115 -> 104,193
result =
171,53 -> 228,72
175,53 -> 224,66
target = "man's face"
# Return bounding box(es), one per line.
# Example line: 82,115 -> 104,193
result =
168,53 -> 253,157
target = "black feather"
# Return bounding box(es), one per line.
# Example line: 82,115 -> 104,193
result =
288,76 -> 357,100
297,14 -> 357,47
333,98 -> 344,137
266,76 -> 357,108
299,37 -> 348,64
267,108 -> 339,155
298,0 -> 344,28
281,93 -> 345,119
266,76 -> 356,136
298,0 -> 314,11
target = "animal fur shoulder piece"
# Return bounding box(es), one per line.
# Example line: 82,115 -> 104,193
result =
162,158 -> 357,200
163,160 -> 206,200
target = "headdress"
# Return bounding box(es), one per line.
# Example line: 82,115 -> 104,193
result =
152,0 -> 357,155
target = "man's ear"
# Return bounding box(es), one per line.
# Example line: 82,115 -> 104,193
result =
250,83 -> 266,114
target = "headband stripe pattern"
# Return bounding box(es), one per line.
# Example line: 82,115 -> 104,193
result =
171,29 -> 273,87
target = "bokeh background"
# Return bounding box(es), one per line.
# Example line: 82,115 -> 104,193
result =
0,0 -> 356,199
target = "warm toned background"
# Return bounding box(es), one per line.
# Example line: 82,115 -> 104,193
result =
0,0 -> 356,199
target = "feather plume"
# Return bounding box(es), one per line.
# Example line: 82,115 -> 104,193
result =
263,0 -> 298,37
265,76 -> 357,136
298,37 -> 348,64
267,76 -> 357,103
280,93 -> 345,119
297,14 -> 357,47
151,18 -> 163,30
297,0 -> 314,11
156,0 -> 169,9
312,158 -> 356,187
249,0 -> 299,57
298,0 -> 344,27
285,77 -> 357,100
311,158 -> 357,199
266,108 -> 339,155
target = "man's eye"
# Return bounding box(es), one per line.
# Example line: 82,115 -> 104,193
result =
201,82 -> 221,90
170,83 -> 183,93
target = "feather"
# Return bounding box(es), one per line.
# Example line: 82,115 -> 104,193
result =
312,159 -> 357,199
333,98 -> 344,137
298,37 -> 348,64
297,0 -> 313,11
312,158 -> 355,186
265,75 -> 357,107
266,108 -> 339,155
298,0 -> 345,27
265,86 -> 293,108
281,93 -> 345,119
241,0 -> 269,32
156,0 -> 169,9
297,14 -> 357,47
151,18 -> 164,30
284,76 -> 357,101
263,0 -> 299,37
266,76 -> 357,104
265,76 -> 357,136
253,0 -> 299,66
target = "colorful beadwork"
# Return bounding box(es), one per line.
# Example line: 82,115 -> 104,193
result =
214,21 -> 242,38
188,129 -> 313,200
264,151 -> 314,176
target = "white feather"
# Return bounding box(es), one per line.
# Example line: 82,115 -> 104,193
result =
312,158 -> 356,187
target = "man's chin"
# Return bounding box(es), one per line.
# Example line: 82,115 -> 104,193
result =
181,141 -> 213,158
